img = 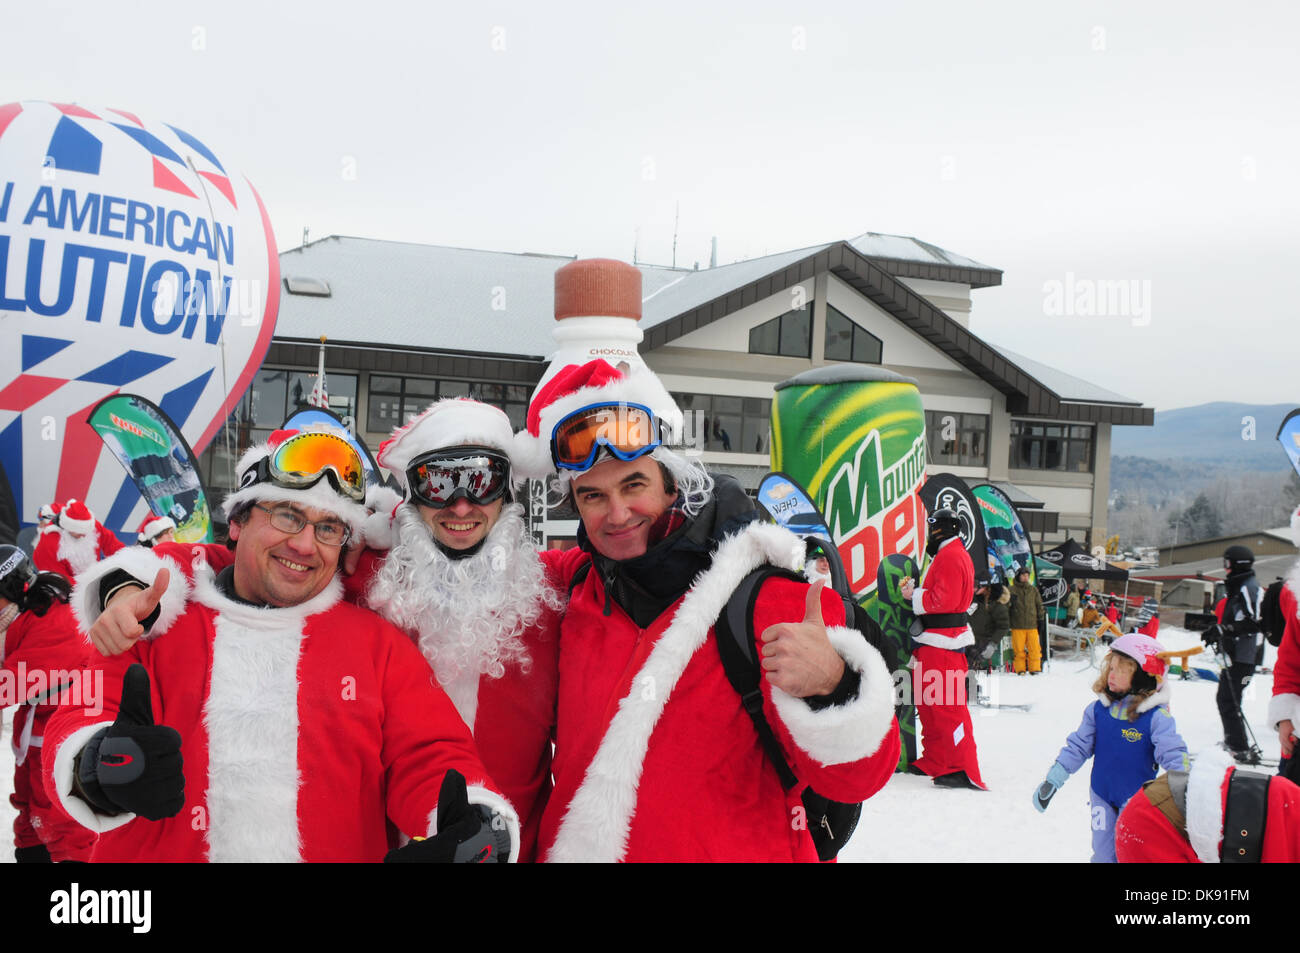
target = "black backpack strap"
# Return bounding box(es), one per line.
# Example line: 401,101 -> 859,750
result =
715,566 -> 801,791
1221,771 -> 1269,863
566,560 -> 591,597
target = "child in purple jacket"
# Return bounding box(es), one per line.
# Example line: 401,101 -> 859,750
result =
1032,633 -> 1189,862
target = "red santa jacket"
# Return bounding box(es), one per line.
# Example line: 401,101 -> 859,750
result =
910,536 -> 975,649
537,521 -> 899,863
43,544 -> 517,862
2,599 -> 93,767
32,523 -> 125,579
1269,564 -> 1300,734
343,548 -> 560,862
1115,750 -> 1300,863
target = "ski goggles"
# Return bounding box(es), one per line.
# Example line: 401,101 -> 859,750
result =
248,431 -> 367,502
407,447 -> 512,509
549,402 -> 664,472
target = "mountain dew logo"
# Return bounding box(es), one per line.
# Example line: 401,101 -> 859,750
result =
825,432 -> 927,596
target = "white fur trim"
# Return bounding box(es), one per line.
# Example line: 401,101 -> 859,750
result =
378,400 -> 517,491
71,548 -> 192,640
910,588 -> 927,616
769,625 -> 896,765
1268,692 -> 1300,731
194,566 -> 312,862
361,484 -> 405,550
60,506 -> 94,536
1288,562 -> 1300,616
516,365 -> 684,480
1290,505 -> 1300,550
1186,748 -> 1234,864
545,521 -> 808,863
911,627 -> 975,649
49,721 -> 137,834
138,516 -> 176,542
1135,680 -> 1172,714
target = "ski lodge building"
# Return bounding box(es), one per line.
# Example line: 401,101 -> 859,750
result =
196,232 -> 1153,546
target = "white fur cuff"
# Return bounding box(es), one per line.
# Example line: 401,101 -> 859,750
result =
71,548 -> 192,641
910,588 -> 927,617
1186,747 -> 1234,864
361,485 -> 405,550
1267,692 -> 1300,732
770,625 -> 897,766
427,783 -> 521,864
50,722 -> 138,835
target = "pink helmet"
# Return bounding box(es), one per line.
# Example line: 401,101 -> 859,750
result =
1110,632 -> 1167,679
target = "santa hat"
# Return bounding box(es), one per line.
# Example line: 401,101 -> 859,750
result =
1109,632 -> 1169,680
1290,503 -> 1300,548
377,399 -> 517,494
514,360 -> 684,480
221,428 -> 369,538
136,513 -> 177,544
60,500 -> 95,536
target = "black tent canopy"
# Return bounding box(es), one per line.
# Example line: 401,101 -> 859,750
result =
1037,538 -> 1129,581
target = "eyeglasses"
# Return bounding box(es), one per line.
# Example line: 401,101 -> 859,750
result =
407,447 -> 511,509
248,431 -> 366,502
253,503 -> 352,547
550,402 -> 663,472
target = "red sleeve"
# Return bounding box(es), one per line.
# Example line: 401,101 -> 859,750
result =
98,524 -> 125,557
1275,586 -> 1300,697
2,601 -> 93,697
750,576 -> 900,805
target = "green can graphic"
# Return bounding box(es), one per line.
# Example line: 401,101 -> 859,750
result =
771,365 -> 927,600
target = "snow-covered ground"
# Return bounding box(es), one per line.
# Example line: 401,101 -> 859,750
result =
845,626 -> 1281,863
0,626 -> 1280,863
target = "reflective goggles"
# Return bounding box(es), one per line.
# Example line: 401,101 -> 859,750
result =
407,447 -> 512,509
550,402 -> 663,472
248,431 -> 367,502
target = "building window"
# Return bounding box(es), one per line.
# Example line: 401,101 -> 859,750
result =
824,305 -> 882,364
673,392 -> 771,454
1009,421 -> 1094,473
925,411 -> 989,467
365,375 -> 530,434
748,306 -> 812,358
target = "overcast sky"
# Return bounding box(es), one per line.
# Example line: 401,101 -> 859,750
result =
4,0 -> 1296,412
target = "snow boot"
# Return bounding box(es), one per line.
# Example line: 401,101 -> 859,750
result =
933,770 -> 981,790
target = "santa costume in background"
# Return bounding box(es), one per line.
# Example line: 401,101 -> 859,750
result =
1269,504 -> 1300,777
1115,749 -> 1300,862
345,398 -> 563,861
41,430 -> 517,862
32,500 -> 123,577
135,514 -> 177,548
909,533 -> 986,788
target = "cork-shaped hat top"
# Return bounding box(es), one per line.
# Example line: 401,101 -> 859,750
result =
554,258 -> 642,322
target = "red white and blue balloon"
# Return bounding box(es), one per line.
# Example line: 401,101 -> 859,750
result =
0,101 -> 279,532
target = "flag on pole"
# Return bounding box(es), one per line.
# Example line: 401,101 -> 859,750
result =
308,336 -> 329,409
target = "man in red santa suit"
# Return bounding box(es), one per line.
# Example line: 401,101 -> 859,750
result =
134,513 -> 176,548
1269,504 -> 1300,781
900,509 -> 986,790
1115,748 -> 1300,862
343,398 -> 563,861
42,427 -> 518,862
512,317 -> 899,858
32,500 -> 124,578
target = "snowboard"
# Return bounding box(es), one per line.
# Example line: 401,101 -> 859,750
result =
868,552 -> 920,770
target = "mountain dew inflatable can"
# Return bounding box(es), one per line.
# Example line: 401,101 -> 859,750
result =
770,365 -> 927,599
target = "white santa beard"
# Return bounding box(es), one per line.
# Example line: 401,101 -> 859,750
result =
57,531 -> 100,574
364,502 -> 560,704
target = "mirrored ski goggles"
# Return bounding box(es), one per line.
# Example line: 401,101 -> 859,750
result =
407,447 -> 512,509
550,402 -> 664,472
250,431 -> 367,502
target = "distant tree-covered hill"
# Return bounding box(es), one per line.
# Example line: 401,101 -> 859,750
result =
1109,402 -> 1295,470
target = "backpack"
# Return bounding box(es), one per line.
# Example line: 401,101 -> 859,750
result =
1259,578 -> 1286,648
715,565 -> 883,861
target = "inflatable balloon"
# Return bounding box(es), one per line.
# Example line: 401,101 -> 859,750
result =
0,101 -> 279,533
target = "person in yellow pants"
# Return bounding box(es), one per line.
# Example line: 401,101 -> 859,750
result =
1008,567 -> 1046,674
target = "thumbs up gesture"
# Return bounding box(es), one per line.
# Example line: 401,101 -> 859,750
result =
759,580 -> 848,698
76,664 -> 184,820
90,568 -> 170,657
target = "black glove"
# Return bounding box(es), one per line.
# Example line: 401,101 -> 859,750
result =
384,769 -> 511,863
76,664 -> 184,821
1201,624 -> 1223,648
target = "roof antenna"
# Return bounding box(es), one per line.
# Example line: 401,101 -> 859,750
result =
633,227 -> 639,265
672,202 -> 679,268
302,226 -> 309,247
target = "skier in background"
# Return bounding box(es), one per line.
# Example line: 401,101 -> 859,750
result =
1201,545 -> 1266,764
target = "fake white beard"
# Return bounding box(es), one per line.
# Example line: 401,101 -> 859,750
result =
364,502 -> 562,686
57,530 -> 100,575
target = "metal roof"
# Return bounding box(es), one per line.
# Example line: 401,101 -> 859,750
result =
991,346 -> 1142,407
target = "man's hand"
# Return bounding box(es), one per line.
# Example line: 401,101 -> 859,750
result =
759,580 -> 846,698
90,569 -> 169,657
899,577 -> 916,600
77,664 -> 184,820
1200,624 -> 1222,649
384,770 -> 511,863
1280,719 -> 1296,759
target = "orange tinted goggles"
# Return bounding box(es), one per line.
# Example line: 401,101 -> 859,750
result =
550,402 -> 662,472
266,431 -> 366,501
